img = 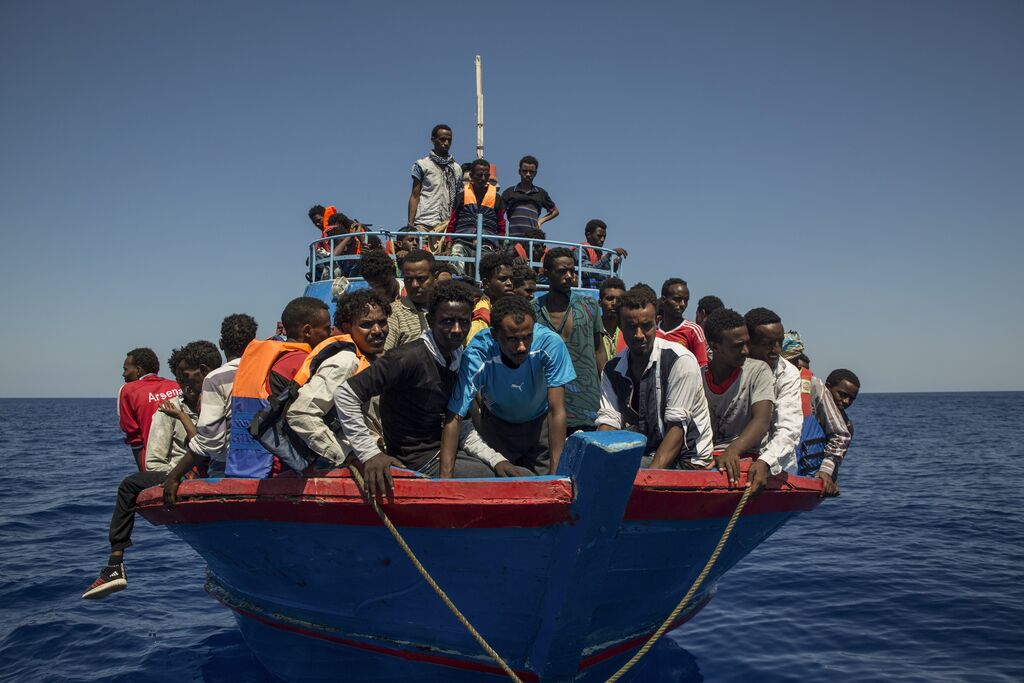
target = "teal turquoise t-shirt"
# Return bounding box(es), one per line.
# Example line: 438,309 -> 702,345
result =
447,325 -> 576,424
534,293 -> 603,429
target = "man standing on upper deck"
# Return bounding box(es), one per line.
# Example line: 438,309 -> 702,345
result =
658,278 -> 709,369
447,158 -> 507,271
501,155 -> 559,238
743,307 -> 802,495
701,308 -> 775,488
408,124 -> 461,232
118,347 -> 181,471
534,247 -> 607,430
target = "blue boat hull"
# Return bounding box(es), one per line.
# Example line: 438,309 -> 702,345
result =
139,433 -> 822,681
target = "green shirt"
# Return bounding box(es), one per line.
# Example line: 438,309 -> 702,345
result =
534,293 -> 602,428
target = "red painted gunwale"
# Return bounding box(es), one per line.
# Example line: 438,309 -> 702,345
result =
137,463 -> 823,529
136,469 -> 576,529
625,461 -> 824,521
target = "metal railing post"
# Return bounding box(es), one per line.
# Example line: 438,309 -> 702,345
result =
475,213 -> 483,277
577,245 -> 584,289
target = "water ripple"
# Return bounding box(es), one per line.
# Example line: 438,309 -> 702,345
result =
1,395 -> 1022,681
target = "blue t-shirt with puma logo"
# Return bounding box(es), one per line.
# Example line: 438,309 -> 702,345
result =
448,325 -> 575,424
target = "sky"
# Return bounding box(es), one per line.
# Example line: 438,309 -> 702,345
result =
1,1 -> 1021,397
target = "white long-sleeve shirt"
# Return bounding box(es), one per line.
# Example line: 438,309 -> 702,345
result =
145,397 -> 198,472
810,375 -> 852,478
187,358 -> 239,463
596,337 -> 713,467
759,358 -> 802,475
286,349 -> 363,465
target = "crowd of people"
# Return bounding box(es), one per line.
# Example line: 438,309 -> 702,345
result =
84,124 -> 862,601
307,124 -> 626,282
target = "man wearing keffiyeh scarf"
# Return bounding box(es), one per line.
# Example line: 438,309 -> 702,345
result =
408,124 -> 461,232
429,150 -> 460,206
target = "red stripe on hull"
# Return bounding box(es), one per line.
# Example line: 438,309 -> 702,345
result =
214,593 -> 540,681
576,593 -> 713,670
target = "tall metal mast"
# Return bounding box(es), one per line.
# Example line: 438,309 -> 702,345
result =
475,55 -> 484,160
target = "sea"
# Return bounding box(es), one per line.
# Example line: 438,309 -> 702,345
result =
0,393 -> 1021,682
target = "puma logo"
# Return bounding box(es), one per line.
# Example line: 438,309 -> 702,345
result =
511,382 -> 524,392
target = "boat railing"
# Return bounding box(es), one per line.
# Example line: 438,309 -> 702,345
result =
307,215 -> 624,290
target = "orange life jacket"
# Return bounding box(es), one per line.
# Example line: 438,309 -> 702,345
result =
293,334 -> 369,386
226,339 -> 311,478
799,367 -> 814,417
249,335 -> 370,473
464,182 -> 497,208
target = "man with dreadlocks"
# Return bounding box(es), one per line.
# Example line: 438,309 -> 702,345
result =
408,124 -> 462,233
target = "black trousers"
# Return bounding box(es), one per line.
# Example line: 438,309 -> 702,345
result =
477,407 -> 550,475
108,471 -> 164,551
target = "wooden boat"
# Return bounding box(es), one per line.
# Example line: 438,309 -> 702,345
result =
135,226 -> 824,679
138,432 -> 823,682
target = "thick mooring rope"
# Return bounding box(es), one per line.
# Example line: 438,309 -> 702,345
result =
605,486 -> 754,682
347,466 -> 522,682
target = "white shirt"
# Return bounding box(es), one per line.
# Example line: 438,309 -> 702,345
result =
187,359 -> 239,462
759,358 -> 802,475
286,349 -> 364,465
597,337 -> 713,467
145,396 -> 198,472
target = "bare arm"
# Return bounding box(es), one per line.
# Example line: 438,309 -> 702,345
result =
408,178 -> 422,226
547,386 -> 567,474
161,451 -> 198,508
594,329 -> 608,376
649,424 -> 686,469
331,235 -> 353,256
439,412 -> 462,478
537,206 -> 560,227
717,400 -> 773,486
590,297 -> 607,374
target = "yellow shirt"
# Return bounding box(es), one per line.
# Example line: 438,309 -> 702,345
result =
465,296 -> 491,347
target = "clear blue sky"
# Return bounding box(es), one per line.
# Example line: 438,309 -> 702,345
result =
1,1 -> 1021,396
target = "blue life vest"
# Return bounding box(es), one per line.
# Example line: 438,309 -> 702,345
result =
225,340 -> 310,478
795,368 -> 827,475
797,413 -> 827,476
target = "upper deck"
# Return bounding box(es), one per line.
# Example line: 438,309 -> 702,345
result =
301,222 -> 624,308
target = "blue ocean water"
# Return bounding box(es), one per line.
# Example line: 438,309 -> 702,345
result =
0,394 -> 1021,682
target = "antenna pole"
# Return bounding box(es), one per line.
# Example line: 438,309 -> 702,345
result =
475,55 -> 484,159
